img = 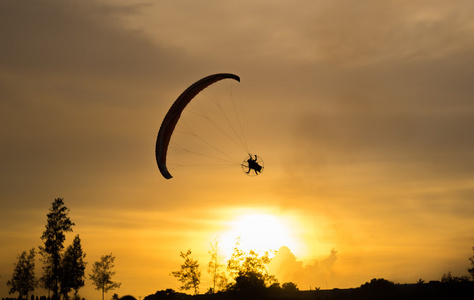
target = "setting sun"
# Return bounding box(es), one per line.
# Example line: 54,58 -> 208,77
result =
219,213 -> 301,257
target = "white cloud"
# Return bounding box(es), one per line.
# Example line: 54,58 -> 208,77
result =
269,246 -> 338,289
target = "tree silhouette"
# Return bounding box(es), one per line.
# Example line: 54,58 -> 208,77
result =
441,270 -> 471,283
231,271 -> 267,293
281,282 -> 299,293
441,271 -> 453,283
207,238 -> 227,293
7,248 -> 37,299
226,238 -> 246,280
171,249 -> 201,295
469,247 -> 474,280
89,253 -> 121,300
39,198 -> 75,300
60,235 -> 86,299
39,255 -> 54,298
360,278 -> 396,290
226,239 -> 276,293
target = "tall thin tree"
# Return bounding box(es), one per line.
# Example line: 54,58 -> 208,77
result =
468,247 -> 474,280
89,253 -> 121,300
171,249 -> 201,295
208,238 -> 227,293
39,255 -> 54,298
60,235 -> 87,299
7,248 -> 37,299
39,198 -> 75,300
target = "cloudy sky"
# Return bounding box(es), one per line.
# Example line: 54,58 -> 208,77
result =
1,0 -> 474,298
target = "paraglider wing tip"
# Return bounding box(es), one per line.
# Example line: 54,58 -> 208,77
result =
215,73 -> 240,83
230,73 -> 240,82
158,162 -> 173,179
160,169 -> 173,179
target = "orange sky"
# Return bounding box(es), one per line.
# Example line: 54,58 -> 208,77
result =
1,0 -> 474,299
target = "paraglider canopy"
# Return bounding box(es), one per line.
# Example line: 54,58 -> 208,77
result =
155,73 -> 241,179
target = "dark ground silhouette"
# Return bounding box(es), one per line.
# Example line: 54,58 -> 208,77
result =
143,281 -> 474,300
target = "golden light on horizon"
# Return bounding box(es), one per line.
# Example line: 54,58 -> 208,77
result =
218,212 -> 303,258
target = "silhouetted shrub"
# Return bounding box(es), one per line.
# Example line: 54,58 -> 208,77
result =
144,289 -> 190,300
281,282 -> 299,293
360,278 -> 396,291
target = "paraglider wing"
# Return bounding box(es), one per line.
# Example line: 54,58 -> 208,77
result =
155,73 -> 241,179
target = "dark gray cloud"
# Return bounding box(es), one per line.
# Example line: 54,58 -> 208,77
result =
292,55 -> 474,182
0,0 -> 189,80
307,0 -> 474,66
0,0 -> 196,212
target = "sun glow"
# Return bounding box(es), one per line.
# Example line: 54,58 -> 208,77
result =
219,213 -> 301,258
